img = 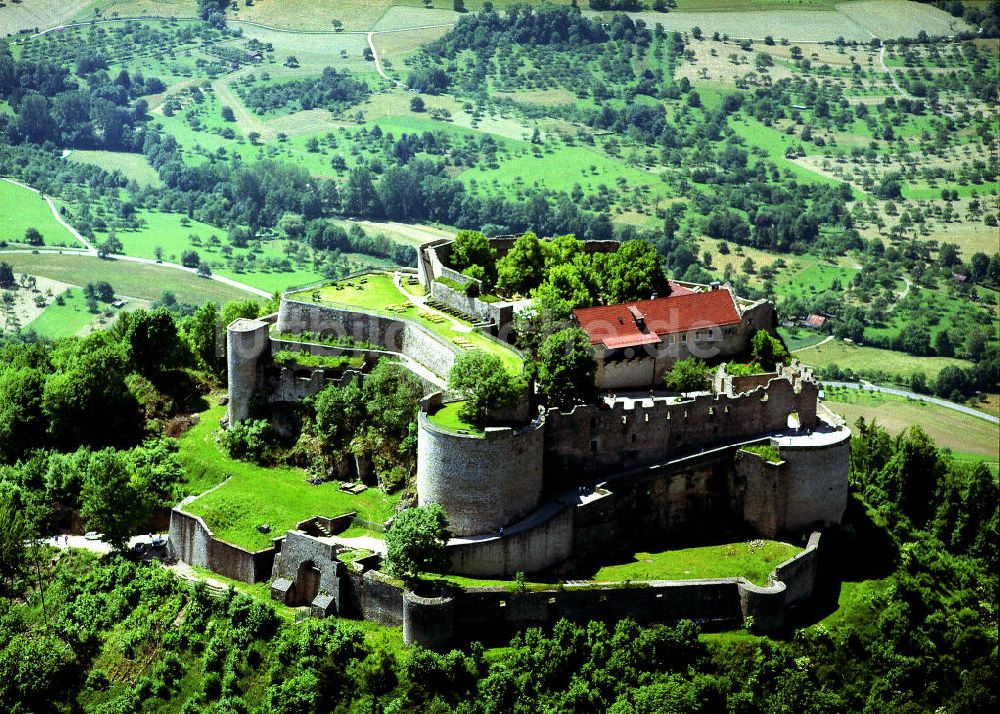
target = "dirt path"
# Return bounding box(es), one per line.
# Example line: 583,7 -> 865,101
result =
212,78 -> 270,141
367,32 -> 402,86
792,335 -> 834,354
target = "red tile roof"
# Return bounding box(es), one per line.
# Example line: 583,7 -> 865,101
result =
573,289 -> 742,350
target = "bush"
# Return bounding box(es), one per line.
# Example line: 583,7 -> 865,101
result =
219,419 -> 271,463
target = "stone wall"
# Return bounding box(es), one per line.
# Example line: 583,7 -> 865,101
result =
447,503 -> 575,577
417,410 -> 546,537
167,508 -> 275,583
542,374 -> 814,486
274,300 -> 459,379
776,433 -> 850,531
267,520 -> 825,648
429,280 -> 515,332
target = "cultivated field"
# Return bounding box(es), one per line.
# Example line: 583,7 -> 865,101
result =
824,388 -> 999,466
0,179 -> 78,246
0,0 -> 93,35
66,150 -> 163,188
0,252 -> 252,304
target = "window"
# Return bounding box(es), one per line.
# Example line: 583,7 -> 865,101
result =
591,440 -> 598,452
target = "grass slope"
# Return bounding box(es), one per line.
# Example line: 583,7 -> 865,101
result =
24,287 -> 113,339
592,540 -> 802,587
179,404 -> 399,551
0,179 -> 78,247
800,339 -> 972,381
67,150 -> 163,188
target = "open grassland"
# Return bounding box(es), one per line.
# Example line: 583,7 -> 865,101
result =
836,0 -> 970,39
729,117 -> 850,190
180,404 -> 399,550
66,150 -> 162,187
801,339 -> 973,381
24,287 -> 113,339
824,388 -> 999,466
0,179 -> 78,246
0,252 -> 250,304
294,272 -> 523,373
337,219 -> 455,248
0,0 -> 93,34
592,540 -> 803,587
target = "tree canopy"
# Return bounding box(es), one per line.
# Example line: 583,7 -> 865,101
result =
384,505 -> 452,583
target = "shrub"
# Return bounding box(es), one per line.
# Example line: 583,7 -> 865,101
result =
219,419 -> 271,463
664,358 -> 709,392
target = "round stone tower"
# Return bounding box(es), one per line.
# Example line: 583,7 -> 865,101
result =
416,405 -> 545,537
227,318 -> 271,424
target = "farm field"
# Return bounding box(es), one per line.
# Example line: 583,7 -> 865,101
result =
824,388 -> 999,467
0,252 -> 252,305
66,150 -> 162,188
801,339 -> 973,382
0,179 -> 78,247
179,403 -> 400,551
98,209 -> 326,293
0,0 -> 93,35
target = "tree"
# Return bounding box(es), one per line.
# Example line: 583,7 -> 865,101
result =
97,233 -> 123,258
0,495 -> 29,597
749,330 -> 789,371
409,96 -> 425,112
536,328 -> 597,407
384,505 -> 451,584
453,0 -> 466,12
126,308 -> 180,374
221,105 -> 235,122
0,262 -> 14,288
449,230 -> 497,290
181,250 -> 201,268
664,358 -> 708,393
24,228 -> 43,246
599,240 -> 670,304
496,231 -> 546,296
314,381 -> 364,453
80,449 -> 154,550
447,350 -> 524,426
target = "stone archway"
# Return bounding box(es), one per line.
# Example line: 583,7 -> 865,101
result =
295,560 -> 321,605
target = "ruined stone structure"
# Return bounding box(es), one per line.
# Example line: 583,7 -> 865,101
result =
184,260 -> 851,648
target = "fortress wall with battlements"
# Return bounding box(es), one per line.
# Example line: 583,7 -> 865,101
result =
541,374 -> 817,489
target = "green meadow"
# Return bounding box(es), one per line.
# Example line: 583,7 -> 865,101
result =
0,252 -> 252,305
0,179 -> 78,247
67,150 -> 163,188
24,288 -> 114,340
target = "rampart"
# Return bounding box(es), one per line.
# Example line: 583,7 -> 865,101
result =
167,508 -> 276,583
268,523 -> 826,648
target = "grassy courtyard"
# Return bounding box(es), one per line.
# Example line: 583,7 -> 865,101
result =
289,272 -> 524,374
177,403 -> 400,551
592,540 -> 802,587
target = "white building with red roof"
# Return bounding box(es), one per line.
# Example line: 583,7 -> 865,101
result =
573,283 -> 776,390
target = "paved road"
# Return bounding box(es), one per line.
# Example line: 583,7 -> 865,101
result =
822,380 -> 999,424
